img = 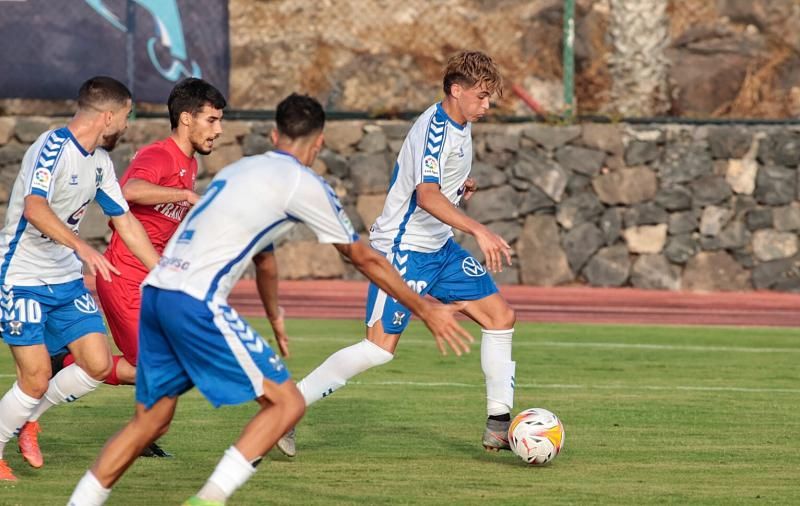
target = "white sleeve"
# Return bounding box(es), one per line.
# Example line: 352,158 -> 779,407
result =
94,156 -> 129,217
413,111 -> 448,186
285,171 -> 358,244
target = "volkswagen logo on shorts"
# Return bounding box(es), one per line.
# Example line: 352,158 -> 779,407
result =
74,294 -> 99,314
462,257 -> 486,277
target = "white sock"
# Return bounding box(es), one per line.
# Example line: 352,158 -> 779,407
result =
0,382 -> 41,459
29,364 -> 102,422
198,446 -> 256,501
67,471 -> 111,506
481,328 -> 515,416
297,339 -> 393,406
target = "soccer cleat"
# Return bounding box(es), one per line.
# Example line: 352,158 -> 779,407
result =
275,427 -> 296,457
18,421 -> 43,468
0,459 -> 17,481
482,418 -> 511,452
181,496 -> 224,506
139,441 -> 173,458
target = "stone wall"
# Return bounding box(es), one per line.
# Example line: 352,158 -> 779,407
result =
1,116 -> 800,292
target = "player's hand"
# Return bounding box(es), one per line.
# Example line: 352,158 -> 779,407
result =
269,306 -> 290,358
76,243 -> 120,282
473,226 -> 512,273
419,301 -> 474,356
185,190 -> 201,205
462,177 -> 478,202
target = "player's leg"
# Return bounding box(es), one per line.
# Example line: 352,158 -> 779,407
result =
191,379 -> 304,504
0,344 -> 49,478
95,273 -> 140,385
428,240 -> 516,451
68,397 -> 179,506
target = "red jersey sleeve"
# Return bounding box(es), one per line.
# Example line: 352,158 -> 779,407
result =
120,146 -> 173,186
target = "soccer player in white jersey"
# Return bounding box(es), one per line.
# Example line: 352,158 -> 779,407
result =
0,76 -> 159,482
279,51 -> 516,456
67,93 -> 472,506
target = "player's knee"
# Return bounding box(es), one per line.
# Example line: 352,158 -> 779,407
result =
81,357 -> 113,381
282,383 -> 306,423
486,305 -> 515,330
20,373 -> 50,399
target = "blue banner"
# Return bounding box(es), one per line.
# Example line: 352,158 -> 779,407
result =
0,0 -> 229,103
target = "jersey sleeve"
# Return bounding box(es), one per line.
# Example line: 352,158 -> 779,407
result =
413,111 -> 448,187
285,171 -> 359,244
26,130 -> 69,199
95,158 -> 130,217
121,147 -> 172,185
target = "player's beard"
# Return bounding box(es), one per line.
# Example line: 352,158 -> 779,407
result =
191,135 -> 214,155
101,130 -> 124,151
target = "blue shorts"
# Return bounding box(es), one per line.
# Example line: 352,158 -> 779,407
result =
365,238 -> 498,334
0,279 -> 106,351
136,286 -> 291,409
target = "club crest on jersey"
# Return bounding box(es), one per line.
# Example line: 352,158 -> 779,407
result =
422,155 -> 439,177
74,294 -> 99,314
69,174 -> 79,185
462,257 -> 487,277
95,167 -> 103,188
32,168 -> 51,192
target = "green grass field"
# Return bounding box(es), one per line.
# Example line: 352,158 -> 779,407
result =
1,319 -> 799,505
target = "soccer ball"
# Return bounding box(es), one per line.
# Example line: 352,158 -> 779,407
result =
508,408 -> 565,465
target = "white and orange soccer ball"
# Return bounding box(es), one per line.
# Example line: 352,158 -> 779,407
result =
508,408 -> 565,466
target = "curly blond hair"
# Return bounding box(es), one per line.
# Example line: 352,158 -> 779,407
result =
443,51 -> 503,97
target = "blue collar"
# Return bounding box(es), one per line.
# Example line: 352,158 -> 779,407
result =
271,149 -> 302,165
61,127 -> 92,157
436,102 -> 466,131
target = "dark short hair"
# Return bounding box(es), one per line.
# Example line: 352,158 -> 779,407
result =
275,93 -> 325,140
167,78 -> 227,129
77,76 -> 131,109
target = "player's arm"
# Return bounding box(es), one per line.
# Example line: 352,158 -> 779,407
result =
253,249 -> 290,357
416,182 -> 511,272
334,241 -> 473,356
23,195 -> 120,281
108,212 -> 160,271
122,178 -> 200,206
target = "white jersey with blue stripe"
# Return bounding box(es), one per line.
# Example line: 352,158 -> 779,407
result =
0,127 -> 128,286
369,102 -> 472,253
144,151 -> 358,304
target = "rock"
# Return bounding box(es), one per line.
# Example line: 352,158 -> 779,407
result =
311,157 -> 327,176
0,143 -> 27,166
583,245 -> 631,287
123,120 -> 171,146
512,151 -> 568,202
522,124 -> 581,151
343,204 -> 365,233
349,152 -> 391,194
14,118 -> 48,143
379,121 -> 411,140
745,207 -> 772,230
757,131 -> 800,167
562,222 -> 604,273
357,130 -> 388,153
580,123 -> 624,155
478,149 -> 514,169
109,144 -> 134,178
689,175 -> 732,206
719,220 -> 750,249
76,202 -> 109,241
731,194 -> 757,217
707,126 -> 753,159
554,145 -> 606,176
516,215 -> 573,286
319,149 -> 349,178
276,241 -> 345,279
485,133 -> 520,153
488,219 -> 523,245
726,158 -> 758,195
668,210 -> 699,235
556,192 -> 605,229
752,255 -> 800,291
0,117 -> 15,145
470,161 -> 507,189
622,224 -> 668,254
658,143 -> 713,184
773,204 -> 800,231
355,194 -> 386,230
324,121 -> 364,154
599,207 -> 624,245
623,202 -> 668,227
202,143 -> 243,175
631,254 -> 681,290
624,140 -> 660,166
242,133 -> 272,156
655,185 -> 693,211
667,46 -> 750,117
517,186 -> 554,215
754,165 -> 796,205
565,173 -> 592,195
493,266 -> 520,285
593,167 -> 658,205
664,234 -> 699,264
681,251 -> 751,292
465,185 -> 519,222
699,206 -> 733,236
699,234 -> 722,251
752,229 -> 798,261
214,121 -> 251,147
249,122 -> 274,136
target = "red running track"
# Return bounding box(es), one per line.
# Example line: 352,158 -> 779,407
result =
225,280 -> 800,328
